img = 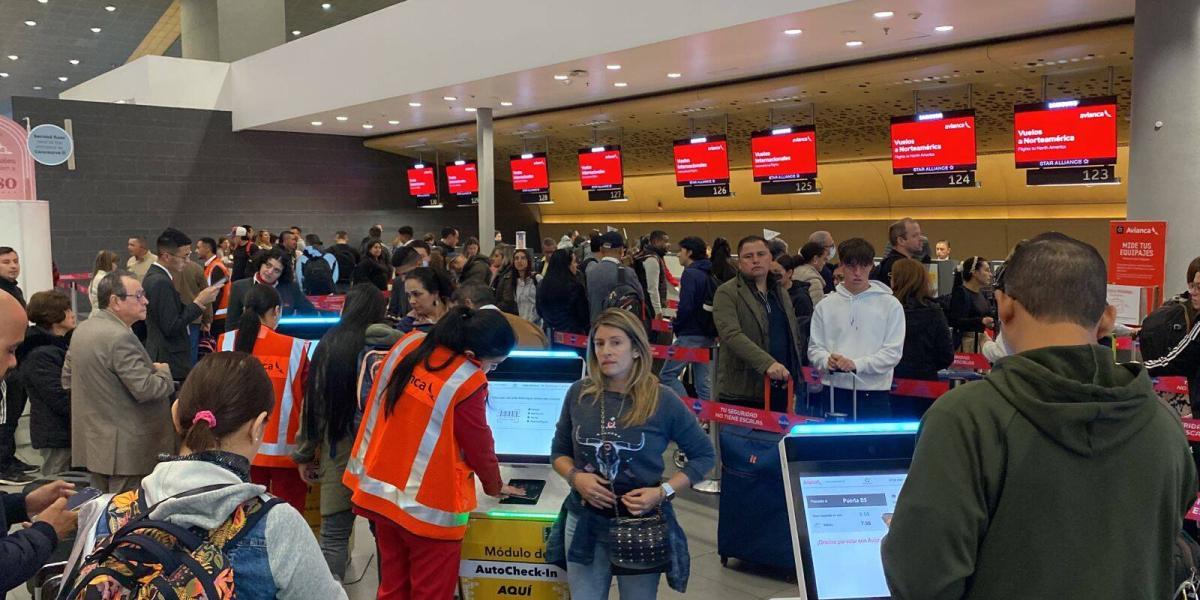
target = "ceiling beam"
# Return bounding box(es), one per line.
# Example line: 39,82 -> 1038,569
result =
127,0 -> 182,64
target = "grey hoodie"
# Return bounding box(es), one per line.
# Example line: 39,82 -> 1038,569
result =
65,459 -> 347,600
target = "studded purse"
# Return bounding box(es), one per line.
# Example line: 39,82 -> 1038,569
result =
600,395 -> 671,575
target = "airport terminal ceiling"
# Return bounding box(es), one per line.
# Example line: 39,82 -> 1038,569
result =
365,24 -> 1133,181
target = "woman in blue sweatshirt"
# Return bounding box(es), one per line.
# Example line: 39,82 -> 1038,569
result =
547,308 -> 715,598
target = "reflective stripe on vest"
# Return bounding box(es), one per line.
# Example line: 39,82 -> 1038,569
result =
204,259 -> 231,318
218,330 -> 308,461
345,332 -> 482,530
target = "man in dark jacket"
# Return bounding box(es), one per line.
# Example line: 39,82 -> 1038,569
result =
143,229 -> 220,380
0,248 -> 24,308
18,290 -> 76,476
0,288 -> 78,595
225,248 -> 317,331
659,236 -> 716,400
871,217 -> 928,283
453,252 -> 492,286
882,233 -> 1197,600
230,225 -> 259,282
436,226 -> 460,256
328,231 -> 361,293
712,236 -> 804,412
0,247 -> 31,483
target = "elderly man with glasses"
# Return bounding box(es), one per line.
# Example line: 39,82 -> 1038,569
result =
63,270 -> 176,492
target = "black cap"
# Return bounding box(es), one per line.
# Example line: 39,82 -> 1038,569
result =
599,231 -> 625,249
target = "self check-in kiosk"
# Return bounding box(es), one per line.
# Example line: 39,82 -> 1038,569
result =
459,350 -> 585,600
777,422 -> 920,600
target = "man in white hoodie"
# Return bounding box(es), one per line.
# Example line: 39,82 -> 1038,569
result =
809,237 -> 906,420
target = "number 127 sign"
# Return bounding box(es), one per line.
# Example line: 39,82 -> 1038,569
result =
1108,221 -> 1167,288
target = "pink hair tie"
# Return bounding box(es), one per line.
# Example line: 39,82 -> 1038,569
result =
192,411 -> 217,428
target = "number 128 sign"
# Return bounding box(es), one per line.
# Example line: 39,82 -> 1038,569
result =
1108,221 -> 1167,288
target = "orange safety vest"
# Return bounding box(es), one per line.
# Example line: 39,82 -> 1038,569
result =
343,331 -> 488,540
204,257 -> 231,321
216,327 -> 312,468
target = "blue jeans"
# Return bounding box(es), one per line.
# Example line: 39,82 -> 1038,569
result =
564,512 -> 661,599
659,335 -> 714,401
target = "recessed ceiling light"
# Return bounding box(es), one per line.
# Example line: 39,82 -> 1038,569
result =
606,64 -> 621,70
408,102 -> 422,107
442,96 -> 457,101
0,73 -> 7,78
37,0 -> 48,3
33,86 -> 42,91
846,40 -> 864,47
91,27 -> 102,33
553,74 -> 569,81
24,21 -> 37,27
667,72 -> 682,78
58,76 -> 68,82
115,99 -> 125,104
873,11 -> 894,18
499,101 -> 513,107
105,5 -> 116,11
362,123 -> 374,129
321,2 -> 331,9
335,116 -> 348,121
6,56 -> 17,61
387,120 -> 400,125
291,30 -> 301,36
310,121 -> 322,126
935,25 -> 954,32
783,28 -> 803,35
613,82 -> 628,87
465,107 -> 477,112
69,59 -> 79,65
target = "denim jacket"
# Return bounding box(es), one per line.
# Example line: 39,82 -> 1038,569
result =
545,491 -> 691,593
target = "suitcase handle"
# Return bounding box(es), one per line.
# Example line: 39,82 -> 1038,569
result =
764,374 -> 797,417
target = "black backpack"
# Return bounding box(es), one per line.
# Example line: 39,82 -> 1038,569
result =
1139,295 -> 1193,363
631,253 -> 658,320
697,271 -> 721,339
302,254 -> 336,296
603,266 -> 649,329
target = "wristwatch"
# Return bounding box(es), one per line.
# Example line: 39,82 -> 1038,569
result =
660,482 -> 676,502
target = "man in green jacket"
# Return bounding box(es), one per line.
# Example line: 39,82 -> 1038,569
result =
713,235 -> 803,412
881,233 -> 1197,599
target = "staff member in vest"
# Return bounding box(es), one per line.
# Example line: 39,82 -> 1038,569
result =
546,309 -> 715,597
217,285 -> 312,511
344,307 -> 523,599
197,237 -> 231,333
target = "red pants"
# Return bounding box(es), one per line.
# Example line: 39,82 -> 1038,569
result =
372,516 -> 462,599
250,465 -> 308,511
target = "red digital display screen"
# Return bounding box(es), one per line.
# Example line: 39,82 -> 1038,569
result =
407,166 -> 436,199
510,153 -> 549,193
673,136 -> 730,186
1014,97 -> 1118,168
578,146 -> 624,191
890,109 -> 977,174
751,126 -> 817,181
446,161 -> 478,197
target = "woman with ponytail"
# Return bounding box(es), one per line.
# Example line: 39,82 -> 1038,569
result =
65,352 -> 346,599
217,284 -> 312,510
344,307 -> 523,599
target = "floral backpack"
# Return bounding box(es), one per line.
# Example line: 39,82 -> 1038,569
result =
62,484 -> 281,600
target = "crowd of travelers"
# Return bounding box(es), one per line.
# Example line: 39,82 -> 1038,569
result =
0,215 -> 1194,599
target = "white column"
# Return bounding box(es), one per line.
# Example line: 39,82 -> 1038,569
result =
1126,0 -> 1200,286
476,107 -> 496,255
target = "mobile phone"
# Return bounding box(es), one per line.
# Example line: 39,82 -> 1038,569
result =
210,278 -> 227,288
66,487 -> 103,511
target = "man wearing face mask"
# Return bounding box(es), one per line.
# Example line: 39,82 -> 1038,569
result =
882,233 -> 1196,600
808,230 -> 837,294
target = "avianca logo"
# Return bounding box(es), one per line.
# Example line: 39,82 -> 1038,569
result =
1122,226 -> 1159,235
944,121 -> 972,130
1079,110 -> 1113,119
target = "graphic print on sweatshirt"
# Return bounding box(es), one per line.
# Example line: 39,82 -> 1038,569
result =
574,424 -> 645,484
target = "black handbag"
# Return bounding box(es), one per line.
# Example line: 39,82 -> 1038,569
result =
609,507 -> 670,575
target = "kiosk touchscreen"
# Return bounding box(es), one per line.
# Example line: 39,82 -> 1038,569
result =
779,422 -> 919,600
478,350 -> 584,509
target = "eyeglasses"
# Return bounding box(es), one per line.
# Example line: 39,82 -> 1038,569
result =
115,290 -> 146,301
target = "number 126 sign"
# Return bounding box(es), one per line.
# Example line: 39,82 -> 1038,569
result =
1108,221 -> 1167,288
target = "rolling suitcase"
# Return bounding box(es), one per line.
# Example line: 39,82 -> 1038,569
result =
716,378 -> 796,571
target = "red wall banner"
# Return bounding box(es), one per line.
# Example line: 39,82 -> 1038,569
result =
0,116 -> 37,201
1108,221 -> 1167,288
